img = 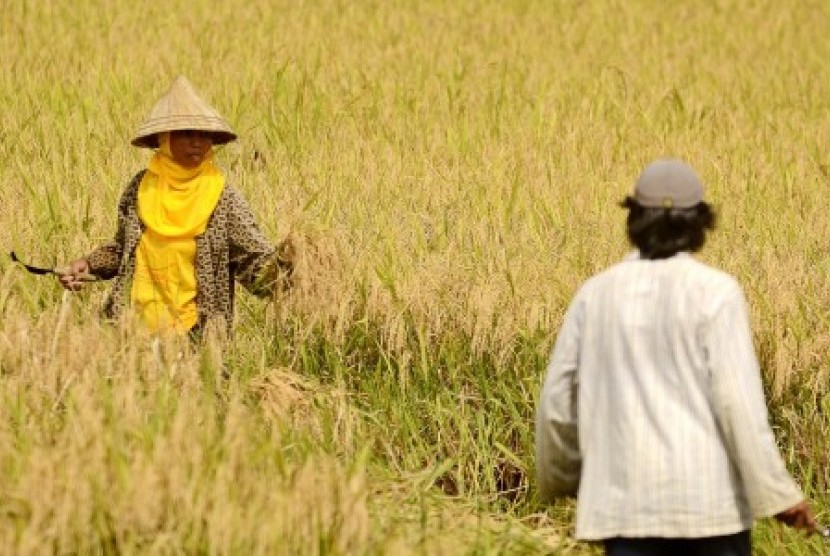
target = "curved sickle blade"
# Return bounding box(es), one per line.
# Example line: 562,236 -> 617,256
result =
9,252 -> 97,281
9,251 -> 56,275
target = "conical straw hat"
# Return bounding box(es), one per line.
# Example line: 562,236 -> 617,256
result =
131,75 -> 237,148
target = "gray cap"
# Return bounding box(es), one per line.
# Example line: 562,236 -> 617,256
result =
634,159 -> 704,208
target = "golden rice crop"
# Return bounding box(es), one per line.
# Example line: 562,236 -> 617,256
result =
1,0 -> 829,553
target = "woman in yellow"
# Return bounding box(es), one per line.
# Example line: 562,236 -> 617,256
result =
59,76 -> 292,338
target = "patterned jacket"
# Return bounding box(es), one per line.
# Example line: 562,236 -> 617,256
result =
85,170 -> 291,335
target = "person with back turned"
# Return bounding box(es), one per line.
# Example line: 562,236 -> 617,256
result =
535,159 -> 815,555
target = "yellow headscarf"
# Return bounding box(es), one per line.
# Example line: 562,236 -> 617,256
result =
131,132 -> 226,333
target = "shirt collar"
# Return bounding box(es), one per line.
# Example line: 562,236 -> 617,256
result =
625,250 -> 691,262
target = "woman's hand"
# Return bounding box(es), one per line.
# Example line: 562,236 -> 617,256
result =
58,259 -> 91,291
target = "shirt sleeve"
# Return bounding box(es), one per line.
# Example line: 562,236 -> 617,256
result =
707,283 -> 804,518
85,174 -> 142,279
535,296 -> 584,502
225,187 -> 293,297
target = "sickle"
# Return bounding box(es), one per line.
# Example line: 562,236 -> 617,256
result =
9,252 -> 97,281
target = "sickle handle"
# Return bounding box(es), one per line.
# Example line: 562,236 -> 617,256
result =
53,267 -> 98,282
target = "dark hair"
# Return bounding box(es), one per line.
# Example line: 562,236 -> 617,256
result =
620,196 -> 716,259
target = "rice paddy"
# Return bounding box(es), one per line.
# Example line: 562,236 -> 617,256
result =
1,1 -> 830,553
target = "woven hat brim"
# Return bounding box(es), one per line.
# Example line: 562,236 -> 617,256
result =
131,116 -> 237,148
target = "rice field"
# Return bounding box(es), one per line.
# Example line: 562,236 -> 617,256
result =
1,0 -> 830,553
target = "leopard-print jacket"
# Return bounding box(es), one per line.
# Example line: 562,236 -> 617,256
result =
85,170 -> 291,336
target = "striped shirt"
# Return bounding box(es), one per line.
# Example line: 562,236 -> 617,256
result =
535,251 -> 803,540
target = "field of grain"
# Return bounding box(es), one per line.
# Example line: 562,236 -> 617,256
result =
2,1 -> 830,554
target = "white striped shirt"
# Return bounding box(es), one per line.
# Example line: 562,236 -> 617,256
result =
535,252 -> 803,540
